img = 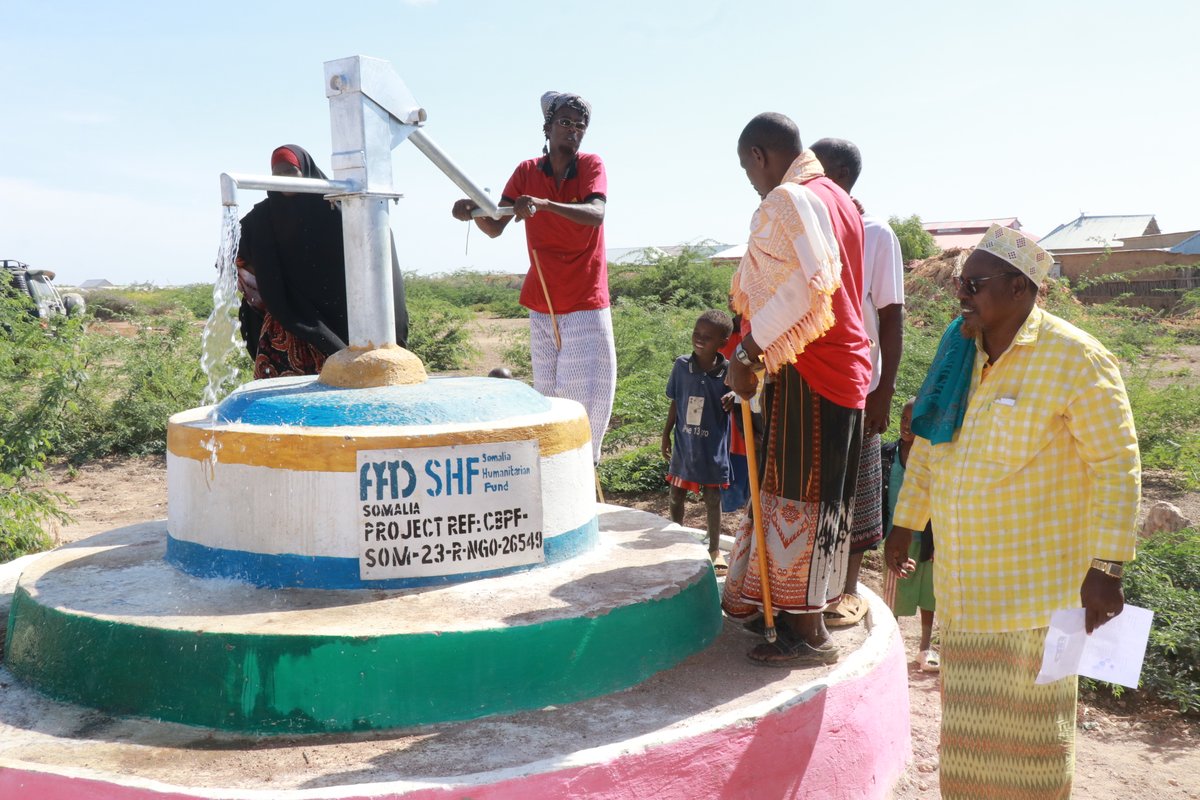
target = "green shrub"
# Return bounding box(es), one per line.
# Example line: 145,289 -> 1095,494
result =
889,214 -> 940,263
164,284 -> 215,319
500,328 -> 531,378
1087,527 -> 1200,713
1125,377 -> 1200,489
0,473 -> 67,561
83,284 -> 216,321
84,289 -> 140,320
589,300 -> 697,495
597,445 -> 667,493
59,316 -> 209,461
0,291 -> 84,560
406,296 -> 477,371
405,271 -> 525,318
886,274 -> 958,430
1061,301 -> 1174,363
1179,286 -> 1200,315
605,300 -> 696,454
609,247 -> 735,310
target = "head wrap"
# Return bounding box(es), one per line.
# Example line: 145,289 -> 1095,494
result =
540,91 -> 592,125
270,146 -> 302,171
976,224 -> 1053,286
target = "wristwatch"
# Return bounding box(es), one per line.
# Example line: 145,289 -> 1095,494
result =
1089,558 -> 1124,579
734,342 -> 757,367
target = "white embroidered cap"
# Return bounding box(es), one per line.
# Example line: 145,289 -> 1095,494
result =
976,224 -> 1052,286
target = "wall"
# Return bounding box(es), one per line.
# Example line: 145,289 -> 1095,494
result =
1060,250 -> 1200,309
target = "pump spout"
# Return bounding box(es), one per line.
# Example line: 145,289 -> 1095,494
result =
220,172 -> 358,207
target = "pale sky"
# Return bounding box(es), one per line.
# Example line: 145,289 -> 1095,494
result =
2,1 -> 1196,286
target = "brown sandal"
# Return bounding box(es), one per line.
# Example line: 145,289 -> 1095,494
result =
823,594 -> 867,628
747,635 -> 840,668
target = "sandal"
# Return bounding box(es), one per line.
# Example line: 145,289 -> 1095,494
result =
823,594 -> 867,628
709,550 -> 728,577
747,634 -> 840,668
919,649 -> 941,673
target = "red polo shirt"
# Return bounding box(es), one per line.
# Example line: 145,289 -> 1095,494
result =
502,152 -> 609,314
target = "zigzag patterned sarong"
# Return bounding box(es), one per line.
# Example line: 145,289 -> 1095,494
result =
722,367 -> 862,615
941,627 -> 1077,799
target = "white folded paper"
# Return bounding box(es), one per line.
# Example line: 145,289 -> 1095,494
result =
1035,605 -> 1153,688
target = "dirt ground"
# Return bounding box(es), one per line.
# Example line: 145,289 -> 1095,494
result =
34,457 -> 1200,798
460,314 -> 529,376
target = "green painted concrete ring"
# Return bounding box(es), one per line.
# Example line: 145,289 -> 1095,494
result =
6,580 -> 719,733
4,512 -> 722,734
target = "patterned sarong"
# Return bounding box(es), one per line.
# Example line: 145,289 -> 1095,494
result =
941,627 -> 1077,799
254,312 -> 327,379
721,367 -> 862,615
849,432 -> 883,552
529,307 -> 616,464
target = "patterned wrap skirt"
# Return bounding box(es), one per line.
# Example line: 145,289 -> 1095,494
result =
940,626 -> 1077,800
721,367 -> 863,615
849,432 -> 883,553
253,312 -> 328,380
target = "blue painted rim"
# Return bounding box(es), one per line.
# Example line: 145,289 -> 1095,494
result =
214,375 -> 552,428
165,516 -> 599,589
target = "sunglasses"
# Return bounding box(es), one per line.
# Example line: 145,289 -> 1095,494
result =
953,272 -> 1018,295
553,117 -> 588,132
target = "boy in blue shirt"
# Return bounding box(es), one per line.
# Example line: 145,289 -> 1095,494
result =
661,310 -> 735,574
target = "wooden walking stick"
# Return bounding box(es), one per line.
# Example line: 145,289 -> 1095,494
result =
741,398 -> 777,643
530,249 -> 600,502
531,250 -> 561,350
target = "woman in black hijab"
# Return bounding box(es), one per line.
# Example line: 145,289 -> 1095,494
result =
236,144 -> 408,379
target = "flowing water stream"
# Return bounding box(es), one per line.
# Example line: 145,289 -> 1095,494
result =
197,206 -> 245,477
200,206 -> 244,409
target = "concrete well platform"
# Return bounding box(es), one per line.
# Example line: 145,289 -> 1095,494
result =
4,507 -> 720,733
0,508 -> 912,799
0,590 -> 910,800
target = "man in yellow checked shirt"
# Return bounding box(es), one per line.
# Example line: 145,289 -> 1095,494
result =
886,224 -> 1141,799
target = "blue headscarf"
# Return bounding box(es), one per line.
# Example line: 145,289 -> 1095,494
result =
910,316 -> 976,445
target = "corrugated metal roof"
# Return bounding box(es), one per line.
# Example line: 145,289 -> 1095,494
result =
1038,214 -> 1157,251
929,232 -> 991,250
1118,231 -> 1200,249
1170,232 -> 1200,255
608,242 -> 734,264
923,217 -> 1019,232
711,244 -> 747,261
606,246 -> 668,265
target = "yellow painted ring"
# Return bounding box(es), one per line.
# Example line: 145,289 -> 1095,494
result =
168,415 -> 591,473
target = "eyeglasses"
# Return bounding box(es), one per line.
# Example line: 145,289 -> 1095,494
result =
953,273 -> 1016,295
554,117 -> 587,132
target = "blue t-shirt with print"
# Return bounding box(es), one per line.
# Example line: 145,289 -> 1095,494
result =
666,353 -> 731,485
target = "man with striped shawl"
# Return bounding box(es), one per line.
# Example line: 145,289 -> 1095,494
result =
723,113 -> 872,666
886,224 -> 1140,799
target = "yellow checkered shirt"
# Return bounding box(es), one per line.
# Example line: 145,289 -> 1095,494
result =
893,307 -> 1140,633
